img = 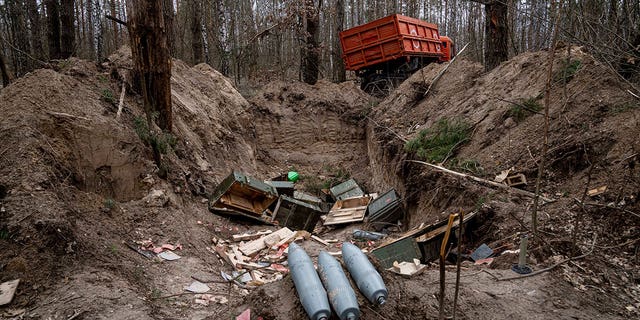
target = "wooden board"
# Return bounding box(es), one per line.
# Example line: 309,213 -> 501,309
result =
239,227 -> 294,256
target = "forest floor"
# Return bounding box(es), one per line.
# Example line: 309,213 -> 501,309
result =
0,45 -> 639,320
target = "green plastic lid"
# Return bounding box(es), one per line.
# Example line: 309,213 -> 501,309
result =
287,171 -> 299,182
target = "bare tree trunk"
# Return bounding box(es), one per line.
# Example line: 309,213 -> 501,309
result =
301,0 -> 319,85
7,0 -> 31,74
127,0 -> 172,132
191,0 -> 204,64
110,0 -> 119,49
333,0 -> 346,82
26,0 -> 44,60
60,0 -> 76,58
0,48 -> 13,86
483,0 -> 508,71
46,0 -> 61,59
162,0 -> 175,57
86,0 -> 96,60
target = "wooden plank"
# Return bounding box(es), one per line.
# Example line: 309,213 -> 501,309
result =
239,227 -> 294,256
311,235 -> 330,247
232,230 -> 273,242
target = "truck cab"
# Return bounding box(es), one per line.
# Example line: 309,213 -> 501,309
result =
439,36 -> 455,62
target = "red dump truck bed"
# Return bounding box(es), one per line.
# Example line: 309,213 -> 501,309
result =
340,14 -> 446,71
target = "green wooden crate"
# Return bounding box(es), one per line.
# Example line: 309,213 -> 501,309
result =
371,237 -> 422,269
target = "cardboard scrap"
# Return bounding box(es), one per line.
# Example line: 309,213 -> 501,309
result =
389,259 -> 426,277
494,168 -> 513,183
0,279 -> 20,306
185,281 -> 210,293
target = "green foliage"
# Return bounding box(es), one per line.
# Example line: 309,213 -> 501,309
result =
508,97 -> 543,122
103,198 -> 116,210
404,118 -> 471,162
0,227 -> 9,240
555,59 -> 582,83
96,74 -> 109,83
134,116 -> 176,155
101,88 -> 116,104
150,288 -> 162,299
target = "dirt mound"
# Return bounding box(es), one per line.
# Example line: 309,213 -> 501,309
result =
366,46 -> 640,316
0,50 -> 258,317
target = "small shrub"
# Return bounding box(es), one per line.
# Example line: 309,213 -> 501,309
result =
103,198 -> 116,210
96,74 -> 109,83
405,118 -> 471,162
101,88 -> 116,104
555,59 -> 582,83
508,97 -> 542,122
0,227 -> 9,239
134,116 -> 176,155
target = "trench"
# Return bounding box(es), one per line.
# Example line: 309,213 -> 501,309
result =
249,89 -> 485,241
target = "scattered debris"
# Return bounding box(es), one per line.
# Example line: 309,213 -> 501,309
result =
494,167 -> 513,183
185,281 -> 210,293
311,234 -> 331,246
505,174 -> 527,187
194,294 -> 228,306
0,279 -> 20,306
239,227 -> 295,256
389,259 -> 427,277
236,308 -> 251,320
124,240 -> 156,259
232,230 -> 273,242
330,179 -> 365,200
324,195 -> 372,225
470,244 -> 494,261
587,185 -> 607,197
158,251 -> 181,261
